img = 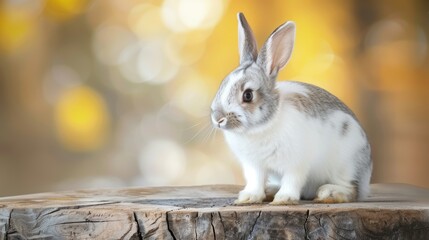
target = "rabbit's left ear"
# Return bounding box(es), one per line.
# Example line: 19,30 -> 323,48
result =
257,21 -> 296,78
238,13 -> 258,64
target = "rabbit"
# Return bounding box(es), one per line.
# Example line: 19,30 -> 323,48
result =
210,12 -> 372,205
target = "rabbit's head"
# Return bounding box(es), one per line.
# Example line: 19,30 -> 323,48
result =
211,13 -> 296,133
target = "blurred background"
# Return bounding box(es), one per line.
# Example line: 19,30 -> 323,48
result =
0,0 -> 428,197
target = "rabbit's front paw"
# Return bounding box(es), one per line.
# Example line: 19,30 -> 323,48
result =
234,190 -> 266,204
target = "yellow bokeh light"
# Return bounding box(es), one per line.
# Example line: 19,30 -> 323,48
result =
128,3 -> 167,39
165,31 -> 208,66
54,86 -> 110,152
44,0 -> 89,21
0,10 -> 34,52
161,0 -> 224,32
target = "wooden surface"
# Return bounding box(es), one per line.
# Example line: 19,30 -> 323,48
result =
0,184 -> 429,239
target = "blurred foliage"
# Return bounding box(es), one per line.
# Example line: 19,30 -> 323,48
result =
0,0 -> 428,196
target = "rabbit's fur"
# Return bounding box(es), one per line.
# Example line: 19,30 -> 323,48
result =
210,13 -> 372,204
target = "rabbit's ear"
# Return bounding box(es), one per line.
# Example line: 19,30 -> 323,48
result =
257,21 -> 296,77
238,13 -> 258,64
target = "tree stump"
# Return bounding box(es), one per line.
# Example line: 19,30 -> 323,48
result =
0,184 -> 429,239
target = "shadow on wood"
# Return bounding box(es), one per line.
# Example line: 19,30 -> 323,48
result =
0,184 -> 429,239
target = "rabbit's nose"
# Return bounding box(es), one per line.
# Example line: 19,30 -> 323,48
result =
217,117 -> 227,128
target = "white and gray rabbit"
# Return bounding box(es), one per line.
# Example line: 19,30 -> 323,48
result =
210,13 -> 372,204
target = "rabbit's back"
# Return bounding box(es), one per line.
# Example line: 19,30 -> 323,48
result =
278,81 -> 358,122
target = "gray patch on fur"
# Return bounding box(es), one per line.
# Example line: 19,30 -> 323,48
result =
360,128 -> 366,138
284,81 -> 358,122
341,121 -> 350,136
255,90 -> 279,126
352,143 -> 372,199
351,180 -> 359,200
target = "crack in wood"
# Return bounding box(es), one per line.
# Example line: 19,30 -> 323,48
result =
210,213 -> 216,240
249,211 -> 261,239
217,212 -> 226,237
143,223 -> 159,239
166,210 -> 177,240
149,215 -> 162,227
53,220 -> 121,226
194,214 -> 197,240
5,208 -> 13,240
36,208 -> 62,220
117,213 -> 135,239
304,209 -> 310,240
73,201 -> 121,209
133,212 -> 142,240
132,198 -> 233,208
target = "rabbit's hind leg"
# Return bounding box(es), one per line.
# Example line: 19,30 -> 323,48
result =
314,184 -> 357,203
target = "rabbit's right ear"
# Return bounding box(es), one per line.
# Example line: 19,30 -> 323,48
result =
238,13 -> 258,64
257,21 -> 296,78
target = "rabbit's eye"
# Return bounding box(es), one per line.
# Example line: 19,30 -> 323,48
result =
242,89 -> 253,103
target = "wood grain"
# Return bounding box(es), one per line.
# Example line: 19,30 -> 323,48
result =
0,184 -> 429,239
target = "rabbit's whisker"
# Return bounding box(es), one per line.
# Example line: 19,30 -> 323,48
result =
185,122 -> 211,144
